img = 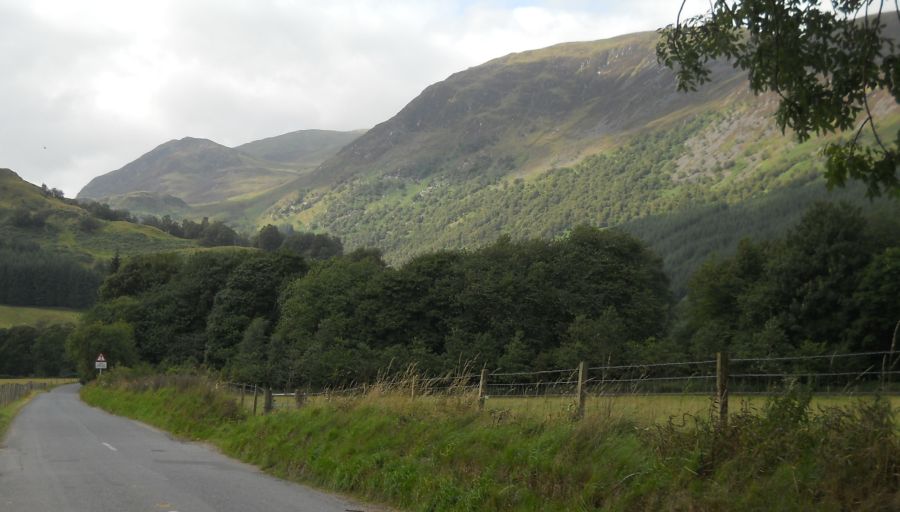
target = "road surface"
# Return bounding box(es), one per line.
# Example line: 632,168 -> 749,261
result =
0,384 -> 375,512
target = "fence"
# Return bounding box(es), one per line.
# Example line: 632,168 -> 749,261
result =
222,350 -> 899,421
0,381 -> 50,408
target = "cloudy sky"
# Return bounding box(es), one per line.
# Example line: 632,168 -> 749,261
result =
1,0 -> 708,196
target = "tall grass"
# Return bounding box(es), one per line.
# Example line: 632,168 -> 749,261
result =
82,373 -> 900,511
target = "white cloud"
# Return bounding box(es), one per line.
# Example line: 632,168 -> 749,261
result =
0,0 -> 709,196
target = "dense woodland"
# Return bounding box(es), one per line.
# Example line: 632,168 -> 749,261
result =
0,241 -> 102,308
58,202 -> 900,386
0,323 -> 73,377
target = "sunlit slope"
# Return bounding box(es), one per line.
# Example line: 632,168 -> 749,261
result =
0,168 -> 194,260
77,130 -> 364,228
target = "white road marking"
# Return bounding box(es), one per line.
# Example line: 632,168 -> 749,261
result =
101,442 -> 118,451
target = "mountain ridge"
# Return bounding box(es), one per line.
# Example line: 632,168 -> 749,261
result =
78,129 -> 363,210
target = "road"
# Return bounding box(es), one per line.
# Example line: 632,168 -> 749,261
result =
0,384 -> 375,512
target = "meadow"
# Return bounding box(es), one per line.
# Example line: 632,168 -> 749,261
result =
0,304 -> 81,328
244,387 -> 900,424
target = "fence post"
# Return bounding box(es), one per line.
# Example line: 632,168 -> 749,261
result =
478,368 -> 488,411
252,385 -> 259,416
576,361 -> 587,420
716,352 -> 729,426
294,388 -> 305,408
410,375 -> 417,400
240,384 -> 245,408
264,387 -> 273,414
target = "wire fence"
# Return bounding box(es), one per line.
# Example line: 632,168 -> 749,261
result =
221,350 -> 899,417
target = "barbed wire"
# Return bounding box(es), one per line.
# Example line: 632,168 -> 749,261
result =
731,350 -> 896,363
731,370 -> 900,378
588,374 -> 717,383
589,359 -> 716,371
222,350 -> 899,402
491,368 -> 577,377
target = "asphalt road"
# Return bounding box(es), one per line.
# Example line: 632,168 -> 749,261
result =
0,384 -> 375,512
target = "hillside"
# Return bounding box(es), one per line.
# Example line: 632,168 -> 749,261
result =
78,130 -> 364,228
1,168 -> 194,259
77,137 -> 300,205
262,30 -> 899,292
235,129 -> 365,168
0,168 -> 195,308
308,31 -> 744,187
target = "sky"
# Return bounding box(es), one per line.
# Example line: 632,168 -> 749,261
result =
0,0 -> 708,196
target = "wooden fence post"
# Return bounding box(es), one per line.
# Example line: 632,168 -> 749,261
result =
478,368 -> 488,411
294,388 -> 305,408
239,384 -> 245,408
264,387 -> 273,414
252,385 -> 259,416
410,375 -> 417,399
576,361 -> 587,420
716,352 -> 729,426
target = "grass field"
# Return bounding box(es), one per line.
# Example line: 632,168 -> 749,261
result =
0,304 -> 81,328
237,387 -> 900,425
84,376 -> 900,511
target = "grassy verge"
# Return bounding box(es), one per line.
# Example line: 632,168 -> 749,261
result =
0,392 -> 40,442
82,376 -> 899,511
0,378 -> 78,385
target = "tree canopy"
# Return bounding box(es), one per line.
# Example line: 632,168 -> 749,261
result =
657,0 -> 899,197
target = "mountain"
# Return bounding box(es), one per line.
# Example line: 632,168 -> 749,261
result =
78,137 -> 300,205
235,129 -> 365,168
308,32 -> 744,187
266,29 -> 899,292
78,130 -> 364,228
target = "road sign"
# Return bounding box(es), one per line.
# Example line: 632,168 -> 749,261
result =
95,353 -> 107,371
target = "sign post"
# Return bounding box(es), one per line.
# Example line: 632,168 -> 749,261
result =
95,353 -> 108,376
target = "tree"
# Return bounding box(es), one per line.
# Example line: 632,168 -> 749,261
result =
65,321 -> 138,381
256,224 -> 284,252
109,250 -> 121,274
657,1 -> 899,197
33,324 -> 75,376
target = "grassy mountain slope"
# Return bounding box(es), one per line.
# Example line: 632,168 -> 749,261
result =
308,32 -> 744,188
235,129 -> 365,168
78,130 -> 364,229
0,168 -> 194,262
77,137 -> 300,205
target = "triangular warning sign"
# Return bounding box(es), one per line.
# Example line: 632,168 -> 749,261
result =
96,353 -> 106,362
